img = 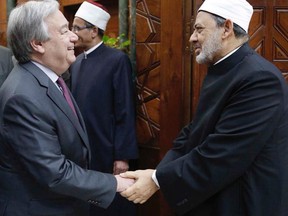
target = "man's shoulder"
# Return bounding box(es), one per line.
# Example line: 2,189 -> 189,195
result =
0,46 -> 13,60
0,45 -> 11,53
102,44 -> 127,57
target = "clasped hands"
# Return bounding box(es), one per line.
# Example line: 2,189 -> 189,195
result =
115,169 -> 159,204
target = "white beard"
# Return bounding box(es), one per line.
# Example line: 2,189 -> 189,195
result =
196,29 -> 223,64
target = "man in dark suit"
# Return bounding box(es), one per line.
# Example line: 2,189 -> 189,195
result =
69,1 -> 138,215
121,0 -> 288,215
0,1 -> 133,215
0,45 -> 14,87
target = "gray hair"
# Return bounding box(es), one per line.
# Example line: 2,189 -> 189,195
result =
211,14 -> 249,39
7,0 -> 59,63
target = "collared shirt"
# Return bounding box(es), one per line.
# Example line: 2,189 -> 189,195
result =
31,61 -> 60,91
214,46 -> 242,65
83,41 -> 103,58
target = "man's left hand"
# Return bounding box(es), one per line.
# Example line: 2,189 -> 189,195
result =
113,160 -> 129,175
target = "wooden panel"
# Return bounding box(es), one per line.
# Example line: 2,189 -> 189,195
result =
135,1 -> 161,176
134,0 -> 164,215
182,0 -> 193,124
60,0 -> 83,6
273,1 -> 288,78
0,0 -> 7,46
135,0 -> 161,150
159,0 -> 185,155
248,0 -> 288,80
135,2 -> 160,146
135,0 -> 184,214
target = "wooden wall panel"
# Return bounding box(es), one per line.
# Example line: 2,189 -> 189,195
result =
135,0 -> 184,215
273,1 -> 288,79
247,0 -> 288,80
135,0 -> 161,148
0,0 -> 8,46
135,0 -> 162,213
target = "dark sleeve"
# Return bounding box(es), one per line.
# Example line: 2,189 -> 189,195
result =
157,121 -> 194,168
2,94 -> 117,208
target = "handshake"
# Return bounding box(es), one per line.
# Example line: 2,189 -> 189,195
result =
115,169 -> 159,204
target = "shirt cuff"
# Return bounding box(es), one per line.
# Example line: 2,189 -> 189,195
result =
152,170 -> 160,188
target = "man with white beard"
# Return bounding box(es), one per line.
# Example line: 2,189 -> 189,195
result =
120,0 -> 288,215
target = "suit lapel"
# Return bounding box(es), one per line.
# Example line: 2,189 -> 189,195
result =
21,62 -> 90,153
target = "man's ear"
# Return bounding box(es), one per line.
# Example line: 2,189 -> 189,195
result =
30,40 -> 45,54
91,26 -> 99,39
222,19 -> 234,38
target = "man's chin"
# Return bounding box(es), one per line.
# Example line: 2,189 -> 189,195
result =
196,54 -> 206,64
68,56 -> 76,64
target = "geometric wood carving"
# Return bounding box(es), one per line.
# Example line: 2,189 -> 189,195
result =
248,8 -> 265,38
274,9 -> 288,41
274,40 -> 288,60
136,0 -> 161,147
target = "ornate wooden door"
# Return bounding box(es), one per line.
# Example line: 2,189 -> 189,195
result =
135,0 -> 183,215
249,0 -> 288,79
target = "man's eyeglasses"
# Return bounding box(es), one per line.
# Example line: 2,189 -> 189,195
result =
71,25 -> 94,32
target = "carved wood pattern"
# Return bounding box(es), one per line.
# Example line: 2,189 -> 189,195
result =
135,0 -> 163,214
249,0 -> 288,80
135,0 -> 161,150
0,0 -> 8,46
274,6 -> 288,81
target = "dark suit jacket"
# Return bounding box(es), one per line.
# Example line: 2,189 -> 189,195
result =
70,44 -> 138,173
156,43 -> 288,216
0,62 -> 117,215
0,46 -> 14,87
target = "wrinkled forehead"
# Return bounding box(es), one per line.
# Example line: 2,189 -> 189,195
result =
194,11 -> 217,28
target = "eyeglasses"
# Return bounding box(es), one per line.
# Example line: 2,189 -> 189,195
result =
71,25 -> 94,32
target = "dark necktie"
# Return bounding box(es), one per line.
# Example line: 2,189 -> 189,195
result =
56,77 -> 77,117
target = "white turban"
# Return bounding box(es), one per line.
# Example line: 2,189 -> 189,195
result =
198,0 -> 253,33
75,1 -> 111,31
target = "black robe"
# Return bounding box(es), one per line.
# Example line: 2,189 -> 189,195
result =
157,43 -> 288,216
70,43 -> 138,173
70,44 -> 138,215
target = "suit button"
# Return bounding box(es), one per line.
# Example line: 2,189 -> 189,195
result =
88,200 -> 100,205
